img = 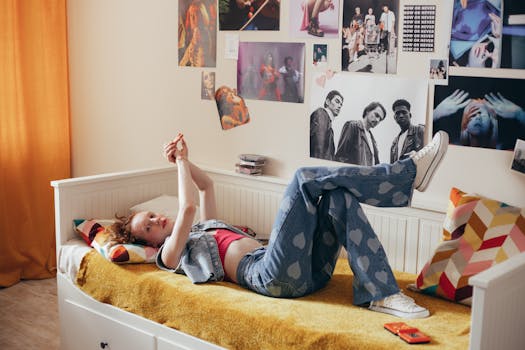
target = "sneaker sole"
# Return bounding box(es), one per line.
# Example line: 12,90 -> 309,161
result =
369,305 -> 430,319
416,132 -> 448,192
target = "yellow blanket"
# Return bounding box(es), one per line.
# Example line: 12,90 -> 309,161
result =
77,250 -> 471,349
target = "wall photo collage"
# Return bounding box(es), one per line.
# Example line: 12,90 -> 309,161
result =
178,0 -> 525,173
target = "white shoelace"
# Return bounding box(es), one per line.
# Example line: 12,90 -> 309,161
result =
381,293 -> 422,312
411,135 -> 440,162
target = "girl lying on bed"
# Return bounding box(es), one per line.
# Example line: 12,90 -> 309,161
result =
113,131 -> 449,319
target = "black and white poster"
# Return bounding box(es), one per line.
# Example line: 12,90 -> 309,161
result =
309,71 -> 428,165
342,0 -> 399,74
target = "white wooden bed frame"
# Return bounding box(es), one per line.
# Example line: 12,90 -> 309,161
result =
52,165 -> 525,350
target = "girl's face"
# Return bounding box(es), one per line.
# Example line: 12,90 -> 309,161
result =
130,211 -> 174,247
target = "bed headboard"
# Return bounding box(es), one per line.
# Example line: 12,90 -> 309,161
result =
51,165 -> 289,249
51,165 -> 445,274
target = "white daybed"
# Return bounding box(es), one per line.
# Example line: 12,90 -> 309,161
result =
52,165 -> 525,350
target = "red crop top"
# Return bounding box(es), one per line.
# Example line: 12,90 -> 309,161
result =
212,229 -> 245,271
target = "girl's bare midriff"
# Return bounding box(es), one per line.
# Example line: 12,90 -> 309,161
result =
212,230 -> 263,283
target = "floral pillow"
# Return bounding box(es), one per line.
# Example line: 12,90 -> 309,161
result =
74,219 -> 158,264
413,187 -> 525,305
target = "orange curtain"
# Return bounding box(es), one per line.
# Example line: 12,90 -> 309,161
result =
0,0 -> 71,287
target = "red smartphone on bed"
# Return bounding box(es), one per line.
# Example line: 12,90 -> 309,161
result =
384,322 -> 418,335
398,330 -> 431,344
384,322 -> 431,344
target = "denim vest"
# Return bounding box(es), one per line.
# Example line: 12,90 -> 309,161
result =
155,219 -> 253,283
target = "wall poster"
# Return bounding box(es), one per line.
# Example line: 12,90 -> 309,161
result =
178,0 -> 217,67
402,4 -> 436,52
433,76 -> 525,150
201,71 -> 215,100
237,42 -> 306,103
215,86 -> 251,130
511,139 -> 525,174
342,0 -> 399,74
309,71 -> 428,165
289,0 -> 340,38
219,0 -> 280,31
449,0 -> 525,69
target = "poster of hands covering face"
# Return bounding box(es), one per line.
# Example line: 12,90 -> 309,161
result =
433,76 -> 525,150
309,71 -> 427,165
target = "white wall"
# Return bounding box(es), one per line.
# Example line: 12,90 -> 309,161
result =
67,0 -> 525,211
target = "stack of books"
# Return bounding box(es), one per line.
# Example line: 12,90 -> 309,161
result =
235,154 -> 266,176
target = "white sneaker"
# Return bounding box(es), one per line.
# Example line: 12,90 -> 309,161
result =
369,292 -> 430,319
411,131 -> 449,192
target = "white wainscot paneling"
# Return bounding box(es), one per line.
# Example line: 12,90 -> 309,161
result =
363,206 -> 445,274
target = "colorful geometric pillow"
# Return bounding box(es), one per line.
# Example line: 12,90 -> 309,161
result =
414,187 -> 525,305
74,219 -> 158,264
74,219 -> 115,246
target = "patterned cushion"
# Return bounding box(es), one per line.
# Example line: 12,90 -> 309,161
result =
74,219 -> 159,264
414,187 -> 525,305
